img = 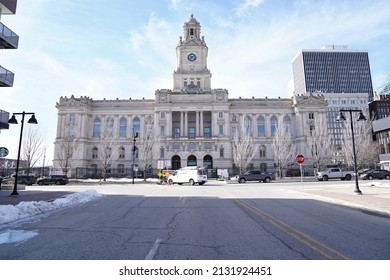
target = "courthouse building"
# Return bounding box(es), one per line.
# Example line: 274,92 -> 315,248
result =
53,15 -> 329,177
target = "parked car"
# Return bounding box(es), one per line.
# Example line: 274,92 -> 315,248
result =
360,169 -> 390,180
236,170 -> 276,183
316,168 -> 353,181
37,175 -> 69,185
16,175 -> 37,186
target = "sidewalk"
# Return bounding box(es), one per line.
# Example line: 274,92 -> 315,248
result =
1,180 -> 390,216
296,180 -> 390,216
0,188 -> 74,206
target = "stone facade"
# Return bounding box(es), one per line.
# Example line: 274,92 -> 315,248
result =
53,15 -> 328,177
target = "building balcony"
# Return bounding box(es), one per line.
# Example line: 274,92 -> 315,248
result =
0,1 -> 18,15
0,65 -> 14,87
0,21 -> 19,49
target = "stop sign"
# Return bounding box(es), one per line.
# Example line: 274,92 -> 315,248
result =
296,154 -> 305,164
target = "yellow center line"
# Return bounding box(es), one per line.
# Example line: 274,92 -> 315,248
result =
235,198 -> 350,260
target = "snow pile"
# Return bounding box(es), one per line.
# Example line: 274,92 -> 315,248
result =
0,190 -> 103,225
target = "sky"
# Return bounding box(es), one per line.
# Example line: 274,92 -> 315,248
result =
1,0 -> 390,165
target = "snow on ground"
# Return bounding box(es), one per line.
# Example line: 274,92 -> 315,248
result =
0,190 -> 103,226
81,177 -> 160,183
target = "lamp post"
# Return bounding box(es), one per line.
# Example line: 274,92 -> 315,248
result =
132,130 -> 138,185
337,109 -> 366,195
8,112 -> 38,196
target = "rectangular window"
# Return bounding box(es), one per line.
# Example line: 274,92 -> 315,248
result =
160,112 -> 165,119
173,127 -> 180,138
220,147 -> 224,157
204,127 -> 211,138
219,125 -> 224,135
172,143 -> 180,150
69,114 -> 76,122
204,143 -> 212,150
231,127 -> 237,138
218,111 -> 223,118
188,127 -> 196,139
160,125 -> 165,136
188,143 -> 196,150
118,164 -> 125,174
257,123 -> 265,136
68,126 -> 75,137
309,113 -> 314,120
160,148 -> 164,158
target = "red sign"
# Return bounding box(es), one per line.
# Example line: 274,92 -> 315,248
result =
296,154 -> 305,164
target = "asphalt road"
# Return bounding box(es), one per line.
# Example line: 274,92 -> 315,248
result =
1,182 -> 390,260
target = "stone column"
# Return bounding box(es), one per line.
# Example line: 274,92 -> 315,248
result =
184,112 -> 188,137
180,112 -> 184,137
196,111 -> 200,137
200,111 -> 204,137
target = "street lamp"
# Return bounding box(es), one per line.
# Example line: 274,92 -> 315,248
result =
8,112 -> 38,196
337,109 -> 366,195
132,130 -> 138,185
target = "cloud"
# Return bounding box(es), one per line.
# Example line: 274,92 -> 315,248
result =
169,0 -> 183,10
235,0 -> 265,16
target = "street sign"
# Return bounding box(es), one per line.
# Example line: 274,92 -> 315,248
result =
296,154 -> 305,164
0,147 -> 9,158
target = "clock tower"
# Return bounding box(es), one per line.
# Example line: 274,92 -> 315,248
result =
173,14 -> 212,92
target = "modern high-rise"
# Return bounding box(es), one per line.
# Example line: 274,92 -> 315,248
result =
0,0 -> 18,130
291,45 -> 373,158
291,45 -> 374,101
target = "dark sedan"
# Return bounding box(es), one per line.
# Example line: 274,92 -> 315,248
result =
360,169 -> 390,180
37,175 -> 69,185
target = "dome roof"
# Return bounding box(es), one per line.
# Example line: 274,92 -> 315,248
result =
187,14 -> 199,25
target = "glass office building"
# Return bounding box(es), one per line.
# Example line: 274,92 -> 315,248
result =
292,45 -> 374,101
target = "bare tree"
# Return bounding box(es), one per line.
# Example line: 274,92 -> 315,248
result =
306,114 -> 333,172
56,135 -> 77,176
232,131 -> 257,174
341,117 -> 379,169
21,126 -> 45,175
139,123 -> 157,180
0,159 -> 15,177
97,122 -> 119,181
272,119 -> 295,178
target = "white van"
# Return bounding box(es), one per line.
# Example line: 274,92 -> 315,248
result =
167,167 -> 207,185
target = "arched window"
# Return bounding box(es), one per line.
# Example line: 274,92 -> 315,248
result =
93,118 -> 101,137
187,155 -> 197,166
283,115 -> 291,133
259,145 -> 266,158
203,155 -> 213,169
270,116 -> 278,136
119,117 -> 127,138
257,116 -> 265,136
244,115 -> 252,134
92,147 -> 98,158
133,117 -> 140,135
172,155 -> 181,170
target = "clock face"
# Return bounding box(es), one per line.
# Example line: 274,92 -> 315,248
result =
187,53 -> 197,62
